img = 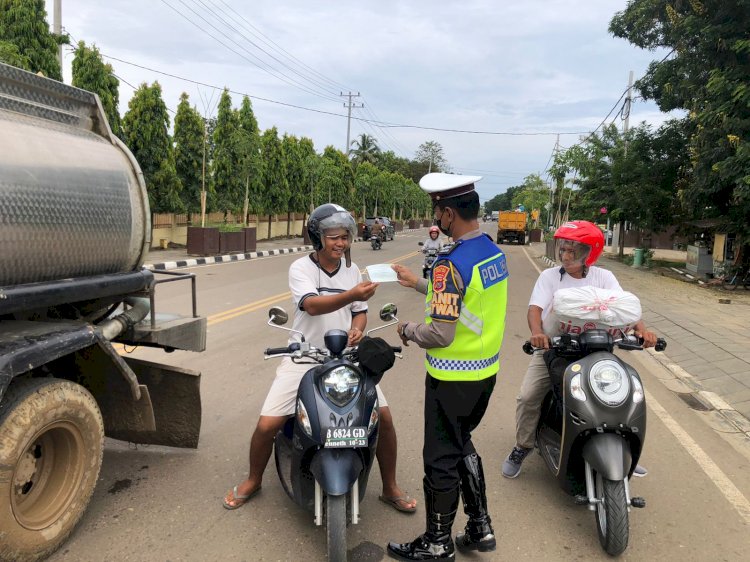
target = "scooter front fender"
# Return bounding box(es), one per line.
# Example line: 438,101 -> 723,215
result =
582,433 -> 631,480
310,448 -> 364,496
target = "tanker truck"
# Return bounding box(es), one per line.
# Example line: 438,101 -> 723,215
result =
0,63 -> 206,561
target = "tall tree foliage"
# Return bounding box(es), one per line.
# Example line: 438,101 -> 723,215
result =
71,41 -> 122,137
296,137 -> 318,213
212,89 -> 242,213
235,96 -> 262,220
259,127 -> 290,238
174,92 -> 205,214
350,133 -> 381,167
0,38 -> 28,68
282,134 -> 308,213
512,174 -> 552,225
0,0 -> 66,79
610,0 -> 750,239
122,82 -> 182,213
320,146 -> 355,210
414,140 -> 448,173
569,122 -> 685,253
484,185 -> 524,213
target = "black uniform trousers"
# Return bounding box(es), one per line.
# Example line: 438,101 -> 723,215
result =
423,373 -> 496,491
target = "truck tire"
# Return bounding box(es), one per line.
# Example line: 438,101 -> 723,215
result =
519,233 -> 525,245
0,378 -> 104,562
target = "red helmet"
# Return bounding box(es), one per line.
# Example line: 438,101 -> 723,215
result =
553,221 -> 604,267
429,226 -> 439,235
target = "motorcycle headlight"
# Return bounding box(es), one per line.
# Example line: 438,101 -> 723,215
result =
322,366 -> 361,407
631,375 -> 644,404
296,398 -> 313,437
367,397 -> 379,435
589,360 -> 630,406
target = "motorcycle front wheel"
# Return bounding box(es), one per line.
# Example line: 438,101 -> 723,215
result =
326,494 -> 347,562
594,473 -> 629,556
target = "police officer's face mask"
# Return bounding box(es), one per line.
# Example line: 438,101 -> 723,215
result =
433,206 -> 452,237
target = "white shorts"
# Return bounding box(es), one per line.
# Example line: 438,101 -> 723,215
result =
260,356 -> 388,416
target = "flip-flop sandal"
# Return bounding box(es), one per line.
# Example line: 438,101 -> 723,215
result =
223,485 -> 260,510
379,494 -> 417,513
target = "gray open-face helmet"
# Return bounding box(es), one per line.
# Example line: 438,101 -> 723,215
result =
307,203 -> 357,267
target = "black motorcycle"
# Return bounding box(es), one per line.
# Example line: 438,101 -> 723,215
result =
421,247 -> 438,278
523,329 -> 666,556
370,230 -> 384,250
264,304 -> 402,562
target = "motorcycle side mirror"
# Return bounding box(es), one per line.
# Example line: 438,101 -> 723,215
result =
268,307 -> 289,326
380,303 -> 398,322
418,241 -> 424,246
267,307 -> 305,342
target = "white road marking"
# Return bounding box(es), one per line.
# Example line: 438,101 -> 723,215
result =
645,389 -> 750,525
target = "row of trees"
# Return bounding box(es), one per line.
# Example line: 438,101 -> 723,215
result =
0,1 -> 438,227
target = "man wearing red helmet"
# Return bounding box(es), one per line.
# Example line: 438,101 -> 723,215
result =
502,220 -> 657,479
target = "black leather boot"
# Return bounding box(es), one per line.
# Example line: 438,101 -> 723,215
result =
455,453 -> 496,552
387,480 -> 459,561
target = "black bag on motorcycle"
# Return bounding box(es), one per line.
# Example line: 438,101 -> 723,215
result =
358,336 -> 396,385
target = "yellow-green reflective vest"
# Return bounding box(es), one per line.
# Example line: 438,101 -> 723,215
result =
425,235 -> 508,381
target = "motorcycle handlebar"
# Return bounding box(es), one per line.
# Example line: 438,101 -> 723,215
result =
391,346 -> 402,353
265,346 -> 291,355
522,335 -> 667,354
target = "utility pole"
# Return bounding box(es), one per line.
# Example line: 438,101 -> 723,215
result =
53,0 -> 63,74
623,70 -> 634,150
340,92 -> 362,156
616,70 -> 635,257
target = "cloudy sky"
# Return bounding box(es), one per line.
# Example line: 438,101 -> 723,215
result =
48,0 -> 672,203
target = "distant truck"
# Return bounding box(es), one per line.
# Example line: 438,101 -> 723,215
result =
0,63 -> 206,561
491,210 -> 499,221
496,210 -> 528,245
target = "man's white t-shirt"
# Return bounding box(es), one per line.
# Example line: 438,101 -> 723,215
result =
529,266 -> 622,336
288,254 -> 367,349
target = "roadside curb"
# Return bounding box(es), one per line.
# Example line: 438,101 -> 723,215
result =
144,245 -> 314,271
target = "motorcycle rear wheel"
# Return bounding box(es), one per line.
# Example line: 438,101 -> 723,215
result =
594,473 -> 629,556
326,494 -> 347,562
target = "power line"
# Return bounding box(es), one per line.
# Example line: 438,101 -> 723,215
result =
184,0 -> 342,99
101,53 -> 612,138
212,0 -> 353,93
159,0 -> 341,103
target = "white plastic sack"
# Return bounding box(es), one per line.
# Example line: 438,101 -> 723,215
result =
543,286 -> 642,337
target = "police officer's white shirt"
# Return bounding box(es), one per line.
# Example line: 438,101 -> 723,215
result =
529,266 -> 621,335
288,254 -> 367,349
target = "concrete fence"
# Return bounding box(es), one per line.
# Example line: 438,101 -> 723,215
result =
151,213 -> 306,249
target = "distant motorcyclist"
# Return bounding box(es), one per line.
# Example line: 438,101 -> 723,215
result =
501,220 -> 657,479
372,218 -> 386,241
422,226 -> 442,253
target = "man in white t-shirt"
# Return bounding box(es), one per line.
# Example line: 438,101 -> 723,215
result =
224,204 -> 417,513
502,221 -> 657,479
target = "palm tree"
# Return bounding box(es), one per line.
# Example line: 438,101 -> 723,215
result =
350,133 -> 381,167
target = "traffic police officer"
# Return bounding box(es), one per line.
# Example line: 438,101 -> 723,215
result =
388,173 -> 508,561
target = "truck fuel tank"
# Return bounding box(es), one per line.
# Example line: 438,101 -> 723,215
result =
0,62 -> 150,287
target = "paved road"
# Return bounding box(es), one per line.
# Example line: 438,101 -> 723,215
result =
51,226 -> 750,561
